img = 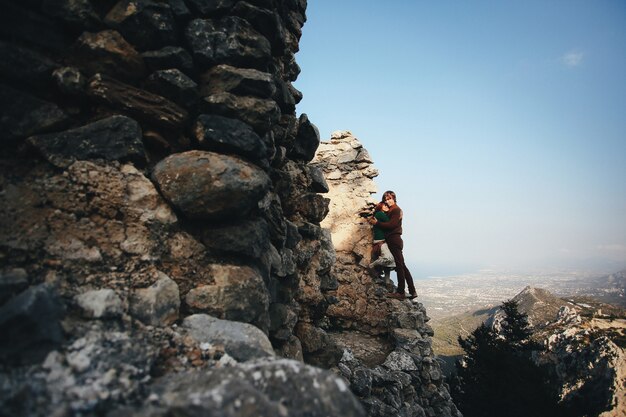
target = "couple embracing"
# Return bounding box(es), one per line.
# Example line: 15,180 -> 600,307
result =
368,190 -> 417,300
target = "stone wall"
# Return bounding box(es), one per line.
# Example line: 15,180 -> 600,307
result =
0,1 -> 359,416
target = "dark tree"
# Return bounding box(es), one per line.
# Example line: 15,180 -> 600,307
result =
451,300 -> 563,417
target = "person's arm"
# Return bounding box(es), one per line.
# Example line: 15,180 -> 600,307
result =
375,206 -> 402,230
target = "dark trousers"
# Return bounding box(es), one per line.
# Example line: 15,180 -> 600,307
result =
386,234 -> 416,295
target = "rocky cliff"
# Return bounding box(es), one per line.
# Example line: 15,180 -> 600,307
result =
0,2 -> 458,417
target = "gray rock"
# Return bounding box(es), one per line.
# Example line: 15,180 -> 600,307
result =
0,41 -> 58,89
185,0 -> 237,15
75,288 -> 123,319
200,64 -> 276,98
129,272 -> 180,326
87,74 -> 188,129
41,0 -> 102,29
290,113 -> 320,161
269,302 -> 298,341
308,165 -> 329,193
144,69 -> 198,108
152,150 -> 270,220
185,17 -> 271,70
70,30 -> 146,81
52,66 -> 87,96
0,284 -> 63,364
231,2 -> 287,54
0,84 -> 69,142
291,193 -> 330,223
182,314 -> 274,361
185,264 -> 269,330
27,115 -> 146,168
141,46 -> 194,74
139,358 -> 365,417
201,91 -> 280,134
383,351 -> 418,372
193,114 -> 267,162
0,268 -> 29,306
201,218 -> 271,263
105,0 -> 179,51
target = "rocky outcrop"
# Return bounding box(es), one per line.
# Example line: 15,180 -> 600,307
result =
312,131 -> 461,417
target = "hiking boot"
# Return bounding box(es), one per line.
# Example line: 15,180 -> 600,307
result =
386,292 -> 405,300
407,293 -> 417,300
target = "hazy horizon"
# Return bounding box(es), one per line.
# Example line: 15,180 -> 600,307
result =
294,1 -> 626,274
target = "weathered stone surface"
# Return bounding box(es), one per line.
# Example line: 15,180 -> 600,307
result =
182,314 -> 274,361
87,74 -> 188,128
0,269 -> 29,306
194,114 -> 267,161
269,302 -> 298,341
75,288 -> 123,319
0,284 -> 63,364
41,0 -> 102,29
144,69 -> 198,108
232,1 -> 287,54
141,46 -> 194,74
129,272 -> 180,326
0,41 -> 58,89
27,115 -> 146,168
290,113 -> 320,161
292,193 -> 330,223
185,0 -> 237,16
0,4 -> 73,53
52,66 -> 87,95
135,358 -> 365,417
105,0 -> 179,51
273,78 -> 297,112
70,30 -> 146,81
186,17 -> 272,70
201,218 -> 271,263
200,64 -> 276,98
0,84 -> 69,142
153,150 -> 270,219
185,264 -> 269,329
308,165 -> 329,193
201,91 -> 280,134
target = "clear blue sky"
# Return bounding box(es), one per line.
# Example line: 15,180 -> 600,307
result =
294,1 -> 626,277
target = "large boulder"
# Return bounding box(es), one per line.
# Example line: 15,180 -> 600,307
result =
182,314 -> 274,361
185,264 -> 270,329
185,17 -> 271,70
120,358 -> 366,417
194,114 -> 267,162
152,150 -> 270,220
27,115 -> 146,168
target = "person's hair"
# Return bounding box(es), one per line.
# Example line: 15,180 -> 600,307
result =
383,190 -> 397,203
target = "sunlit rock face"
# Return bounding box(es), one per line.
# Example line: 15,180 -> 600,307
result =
311,131 -> 462,417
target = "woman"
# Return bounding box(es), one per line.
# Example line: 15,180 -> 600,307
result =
368,190 -> 417,300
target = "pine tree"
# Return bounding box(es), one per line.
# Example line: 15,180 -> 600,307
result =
451,300 -> 563,417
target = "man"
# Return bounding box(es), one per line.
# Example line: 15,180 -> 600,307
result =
368,190 -> 417,300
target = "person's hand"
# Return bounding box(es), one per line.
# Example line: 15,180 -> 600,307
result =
368,217 -> 377,225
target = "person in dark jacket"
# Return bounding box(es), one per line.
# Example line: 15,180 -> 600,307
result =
368,190 -> 417,300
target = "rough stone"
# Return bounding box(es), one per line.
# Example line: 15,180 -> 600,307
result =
193,114 -> 267,162
52,66 -> 87,95
124,358 -> 365,417
0,41 -> 58,89
201,218 -> 271,263
152,150 -> 270,219
290,113 -> 320,161
141,46 -> 194,74
232,1 -> 287,54
41,0 -> 102,29
70,30 -> 147,81
129,272 -> 180,326
105,0 -> 179,51
182,314 -> 274,361
201,91 -> 280,134
0,284 -> 64,364
0,268 -> 29,306
200,64 -> 276,98
269,302 -> 298,341
185,0 -> 237,15
87,74 -> 188,129
27,115 -> 146,168
0,84 -> 69,142
185,17 -> 272,70
291,193 -> 330,223
75,288 -> 123,319
185,264 -> 269,329
144,68 -> 198,109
